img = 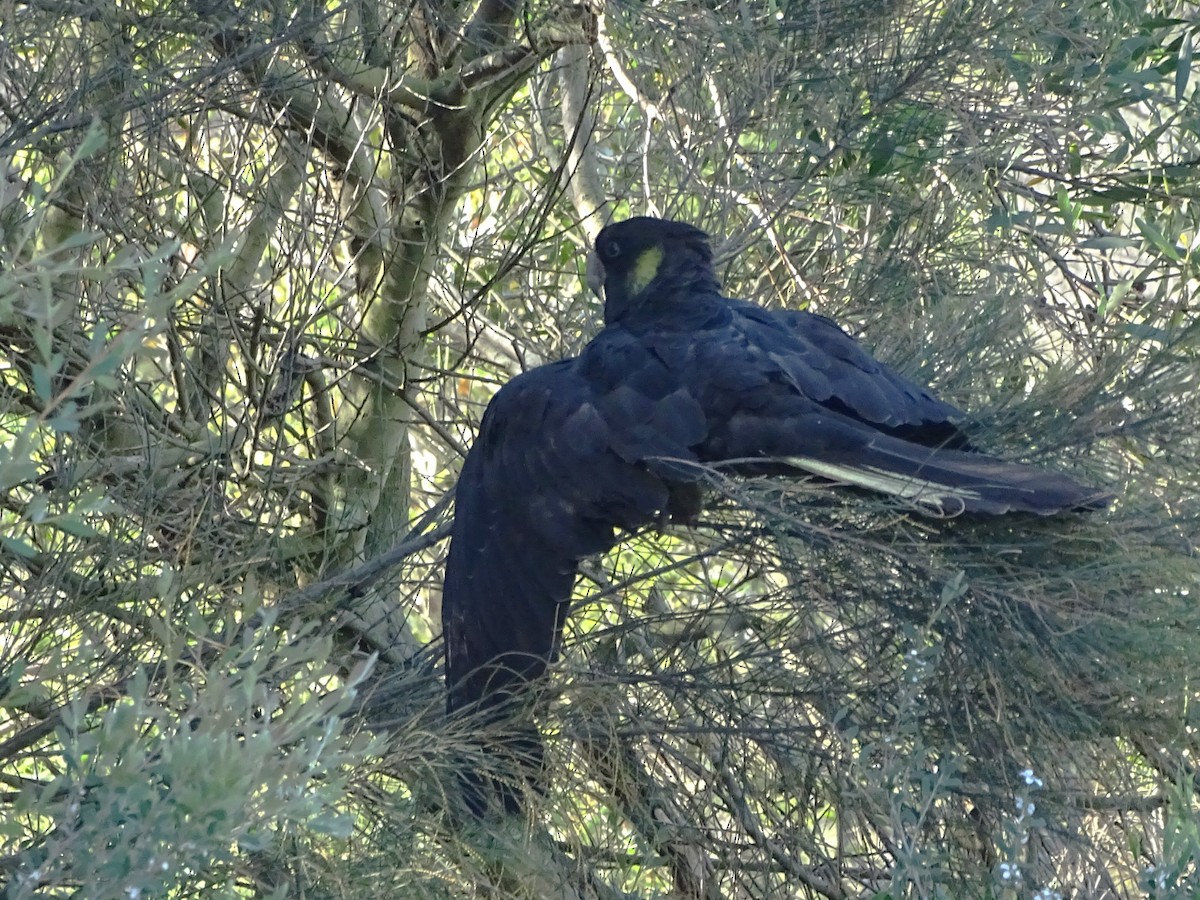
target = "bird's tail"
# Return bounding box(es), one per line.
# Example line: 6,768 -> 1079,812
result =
776,437 -> 1110,516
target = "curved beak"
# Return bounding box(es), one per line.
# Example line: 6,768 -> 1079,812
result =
585,250 -> 605,300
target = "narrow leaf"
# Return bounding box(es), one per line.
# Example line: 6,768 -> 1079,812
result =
1137,217 -> 1183,262
1078,236 -> 1141,251
1177,33 -> 1193,103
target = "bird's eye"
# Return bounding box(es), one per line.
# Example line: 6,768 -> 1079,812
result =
604,240 -> 621,259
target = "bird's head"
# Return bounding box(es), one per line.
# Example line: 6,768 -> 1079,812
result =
586,217 -> 717,323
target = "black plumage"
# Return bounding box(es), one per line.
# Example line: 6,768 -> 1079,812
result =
442,216 -> 1110,814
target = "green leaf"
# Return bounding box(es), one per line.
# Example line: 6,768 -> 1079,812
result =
1081,184 -> 1148,205
48,406 -> 82,434
76,118 -> 108,159
1,535 -> 39,559
1137,217 -> 1183,262
1079,235 -> 1141,251
42,230 -> 100,254
1121,322 -> 1171,343
1055,187 -> 1079,231
26,492 -> 49,523
308,810 -> 354,838
32,364 -> 52,403
1098,279 -> 1133,319
53,514 -> 100,539
1177,33 -> 1193,103
237,828 -> 271,852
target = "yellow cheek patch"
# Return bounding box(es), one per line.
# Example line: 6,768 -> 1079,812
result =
628,246 -> 663,296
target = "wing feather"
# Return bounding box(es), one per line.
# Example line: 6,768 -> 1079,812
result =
727,299 -> 965,442
442,343 -> 705,813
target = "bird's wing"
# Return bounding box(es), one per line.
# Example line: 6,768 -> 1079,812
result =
683,316 -> 1108,515
726,299 -> 966,445
443,346 -> 707,814
443,345 -> 706,718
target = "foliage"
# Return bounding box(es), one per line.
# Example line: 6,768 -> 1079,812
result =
1,0 -> 1199,896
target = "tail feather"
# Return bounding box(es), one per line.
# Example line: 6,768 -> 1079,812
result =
706,408 -> 1109,516
781,438 -> 1110,516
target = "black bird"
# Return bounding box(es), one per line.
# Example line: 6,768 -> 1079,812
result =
442,216 -> 1109,813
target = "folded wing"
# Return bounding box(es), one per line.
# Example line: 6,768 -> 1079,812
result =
692,306 -> 1109,514
442,349 -> 706,812
726,299 -> 968,447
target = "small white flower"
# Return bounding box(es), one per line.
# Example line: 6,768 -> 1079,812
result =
1020,768 -> 1044,788
999,862 -> 1021,881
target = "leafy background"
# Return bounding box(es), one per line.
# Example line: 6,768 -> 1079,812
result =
1,0 -> 1198,896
